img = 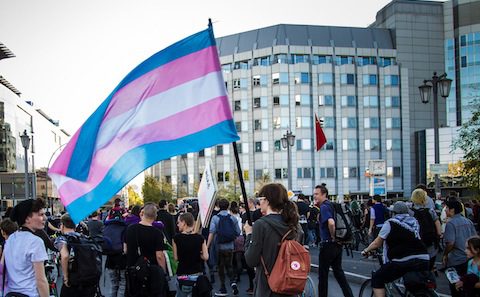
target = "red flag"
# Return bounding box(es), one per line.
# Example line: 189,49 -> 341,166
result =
315,113 -> 327,151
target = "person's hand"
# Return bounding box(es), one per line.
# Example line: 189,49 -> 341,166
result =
361,249 -> 370,257
455,280 -> 464,290
63,277 -> 70,287
368,229 -> 372,236
243,223 -> 253,235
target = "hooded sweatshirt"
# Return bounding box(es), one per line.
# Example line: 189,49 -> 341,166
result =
244,214 -> 303,297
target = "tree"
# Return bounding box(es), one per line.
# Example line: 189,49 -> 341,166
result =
127,185 -> 143,206
453,99 -> 480,192
142,175 -> 174,204
254,172 -> 272,195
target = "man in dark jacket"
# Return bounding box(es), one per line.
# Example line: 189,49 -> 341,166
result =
157,199 -> 175,244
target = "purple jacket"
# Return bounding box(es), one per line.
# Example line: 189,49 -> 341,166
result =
124,214 -> 140,226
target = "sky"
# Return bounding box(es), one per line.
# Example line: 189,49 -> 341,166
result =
0,0 -> 398,135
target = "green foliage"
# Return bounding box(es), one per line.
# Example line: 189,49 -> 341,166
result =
453,99 -> 480,191
127,185 -> 143,206
254,172 -> 272,194
142,175 -> 174,204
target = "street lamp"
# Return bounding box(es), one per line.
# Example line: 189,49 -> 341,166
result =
418,72 -> 452,198
180,154 -> 189,196
281,130 -> 295,190
20,130 -> 30,200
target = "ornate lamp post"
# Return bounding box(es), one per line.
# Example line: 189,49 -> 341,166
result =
281,130 -> 295,190
20,130 -> 30,200
418,72 -> 452,198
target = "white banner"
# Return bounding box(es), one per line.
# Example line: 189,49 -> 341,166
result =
197,159 -> 217,228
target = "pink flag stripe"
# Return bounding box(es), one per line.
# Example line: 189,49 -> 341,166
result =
103,45 -> 219,122
50,130 -> 81,176
56,96 -> 232,204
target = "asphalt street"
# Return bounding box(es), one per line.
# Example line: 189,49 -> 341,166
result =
93,247 -> 453,297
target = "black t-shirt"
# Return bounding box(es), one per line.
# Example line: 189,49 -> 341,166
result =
126,224 -> 165,267
86,220 -> 104,238
241,209 -> 262,224
173,233 -> 205,275
297,201 -> 310,216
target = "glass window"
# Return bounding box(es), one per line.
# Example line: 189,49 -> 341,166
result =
253,56 -> 271,66
292,54 -> 309,64
294,72 -> 310,84
221,64 -> 232,73
274,95 -> 289,106
254,119 -> 261,130
357,56 -> 376,66
234,100 -> 241,111
341,95 -> 357,107
312,55 -> 332,65
323,140 -> 334,150
233,79 -> 241,89
297,168 -> 303,179
262,141 -> 269,152
236,143 -> 242,154
385,75 -> 399,86
342,139 -> 357,150
386,139 -> 401,150
342,117 -> 357,128
363,74 -> 377,85
319,95 -> 334,106
198,149 -> 205,157
344,167 -> 358,178
242,143 -> 249,154
326,168 -> 335,178
255,141 -> 262,152
272,72 -> 288,84
365,139 -> 380,151
386,117 -> 401,129
295,94 -> 311,106
296,139 -> 302,150
275,168 -> 283,179
274,54 -> 289,64
255,169 -> 263,180
304,168 -> 312,179
394,167 -> 401,177
363,96 -> 379,107
296,117 -> 312,128
217,172 -> 224,182
235,121 -> 241,131
216,145 -> 223,155
274,140 -> 281,151
341,74 -> 355,85
234,60 -> 249,70
322,117 -> 335,128
385,96 -> 400,107
273,117 -> 289,129
335,56 -> 354,65
318,73 -> 333,84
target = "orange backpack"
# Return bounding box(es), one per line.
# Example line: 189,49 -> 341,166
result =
260,229 -> 311,295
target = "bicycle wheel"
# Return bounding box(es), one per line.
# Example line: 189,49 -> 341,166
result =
302,276 -> 317,297
358,279 -> 374,297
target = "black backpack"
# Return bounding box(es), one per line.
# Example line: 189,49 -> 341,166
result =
65,233 -> 103,286
216,214 -> 237,244
326,201 -> 353,243
102,219 -> 126,255
412,208 -> 437,247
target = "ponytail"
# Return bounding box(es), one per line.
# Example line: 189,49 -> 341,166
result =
282,200 -> 299,229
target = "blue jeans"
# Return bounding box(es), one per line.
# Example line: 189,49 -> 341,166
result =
107,268 -> 126,297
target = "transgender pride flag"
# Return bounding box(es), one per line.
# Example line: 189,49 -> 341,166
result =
49,25 -> 239,223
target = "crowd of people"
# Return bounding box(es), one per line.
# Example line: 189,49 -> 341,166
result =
0,183 -> 478,297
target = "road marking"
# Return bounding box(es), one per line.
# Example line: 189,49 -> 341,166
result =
310,264 -> 450,297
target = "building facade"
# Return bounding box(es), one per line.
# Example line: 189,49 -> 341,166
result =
444,0 -> 480,126
0,42 -> 70,207
150,24 -> 411,198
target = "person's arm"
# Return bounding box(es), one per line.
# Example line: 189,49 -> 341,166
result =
369,208 -> 375,234
172,240 -> 178,261
327,218 -> 335,240
443,222 -> 455,265
443,242 -> 455,265
434,219 -> 442,238
60,243 -> 70,287
363,236 -> 384,254
206,233 -> 214,249
48,221 -> 60,233
200,240 -> 209,261
155,250 -> 166,271
244,222 -> 263,268
33,261 -> 49,297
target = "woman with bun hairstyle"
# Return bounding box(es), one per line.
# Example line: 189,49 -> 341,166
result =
244,183 -> 303,297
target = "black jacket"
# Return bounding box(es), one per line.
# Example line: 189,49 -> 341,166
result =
244,214 -> 303,297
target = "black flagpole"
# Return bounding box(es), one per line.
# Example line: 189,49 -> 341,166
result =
232,142 -> 252,225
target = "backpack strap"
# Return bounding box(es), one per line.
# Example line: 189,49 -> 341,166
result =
260,228 -> 294,279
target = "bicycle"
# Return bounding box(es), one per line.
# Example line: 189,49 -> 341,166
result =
358,251 -> 439,297
45,249 -> 60,297
298,275 -> 317,297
